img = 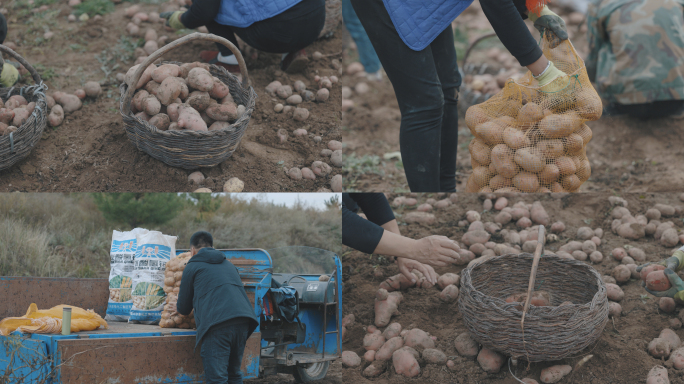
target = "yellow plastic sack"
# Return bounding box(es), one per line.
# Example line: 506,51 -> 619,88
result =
0,303 -> 108,336
465,34 -> 602,193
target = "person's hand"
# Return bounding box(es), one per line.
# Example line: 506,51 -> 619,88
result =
160,11 -> 185,30
637,256 -> 681,274
396,258 -> 437,286
0,62 -> 18,88
407,236 -> 461,267
535,61 -> 568,89
643,269 -> 684,301
529,6 -> 568,49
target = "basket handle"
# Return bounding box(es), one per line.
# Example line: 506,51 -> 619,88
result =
521,225 -> 546,326
0,44 -> 44,85
121,32 -> 250,115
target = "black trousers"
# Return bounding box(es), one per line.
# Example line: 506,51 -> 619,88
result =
181,0 -> 326,57
350,0 -> 461,192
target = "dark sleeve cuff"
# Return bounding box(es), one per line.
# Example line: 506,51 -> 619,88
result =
351,193 -> 395,227
342,205 -> 386,254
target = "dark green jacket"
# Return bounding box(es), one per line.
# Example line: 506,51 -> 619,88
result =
177,247 -> 258,347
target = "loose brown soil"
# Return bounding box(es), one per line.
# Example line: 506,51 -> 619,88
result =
342,192 -> 684,384
341,3 -> 684,193
253,361 -> 341,384
0,1 -> 342,192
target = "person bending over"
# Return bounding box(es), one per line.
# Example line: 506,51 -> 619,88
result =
586,0 -> 684,119
167,231 -> 258,384
162,0 -> 326,74
349,0 -> 569,192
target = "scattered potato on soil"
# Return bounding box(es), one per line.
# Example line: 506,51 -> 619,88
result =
422,348 -> 447,364
341,351 -> 361,367
392,347 -> 420,377
477,348 -> 504,373
223,177 -> 244,192
609,302 -> 622,317
84,81 -> 101,97
646,365 -> 669,384
649,337 -> 671,359
48,105 -> 64,127
540,365 -> 572,383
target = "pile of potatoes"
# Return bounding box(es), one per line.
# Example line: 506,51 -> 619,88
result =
464,83 -> 602,193
608,198 -> 683,246
125,61 -> 245,132
0,95 -> 37,136
267,75 -> 335,123
159,252 -> 196,329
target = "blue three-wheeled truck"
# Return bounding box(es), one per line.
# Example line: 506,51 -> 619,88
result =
0,247 -> 341,383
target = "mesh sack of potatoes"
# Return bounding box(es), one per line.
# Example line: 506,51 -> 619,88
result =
159,252 -> 196,329
464,36 -> 601,193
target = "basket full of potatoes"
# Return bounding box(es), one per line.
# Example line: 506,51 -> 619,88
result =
0,45 -> 49,172
120,32 -> 257,170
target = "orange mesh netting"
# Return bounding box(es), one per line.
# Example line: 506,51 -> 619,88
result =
0,303 -> 108,336
159,252 -> 196,329
464,35 -> 601,193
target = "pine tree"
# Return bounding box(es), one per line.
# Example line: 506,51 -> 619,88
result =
92,193 -> 184,228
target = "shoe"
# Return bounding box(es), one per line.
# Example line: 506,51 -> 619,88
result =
199,51 -> 219,62
366,70 -> 383,82
281,50 -> 308,74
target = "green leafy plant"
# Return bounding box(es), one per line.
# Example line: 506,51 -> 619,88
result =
73,0 -> 115,16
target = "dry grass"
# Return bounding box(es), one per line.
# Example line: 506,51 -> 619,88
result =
0,193 -> 341,277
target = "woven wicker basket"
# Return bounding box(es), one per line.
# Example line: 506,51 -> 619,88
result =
458,253 -> 609,362
0,45 -> 48,172
119,33 -> 257,170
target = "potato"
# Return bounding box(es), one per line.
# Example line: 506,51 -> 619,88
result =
470,138 -> 492,165
341,351 -> 361,367
167,103 -> 180,122
152,64 -> 181,83
647,271 -> 672,291
382,322 -> 402,339
491,144 -> 517,178
612,265 -> 631,283
7,95 -> 27,109
57,94 -> 82,113
330,174 -> 343,192
471,166 -> 493,189
157,77 -> 184,105
516,102 -> 544,124
563,133 -> 583,155
514,148 -> 544,173
363,332 -> 386,351
660,297 -> 676,313
575,88 -> 602,120
180,62 -> 209,79
376,336 -> 404,360
423,348 -> 447,364
477,348 -> 504,373
293,107 -> 309,121
403,328 -> 435,350
554,156 -> 576,176
608,302 -> 622,317
590,251 -> 603,263
649,337 -> 671,358
363,350 -> 375,362
503,127 -> 531,149
223,177 -> 244,192
210,78 -> 230,99
142,95 -> 161,116
177,104 -> 207,131
561,174 -> 581,192
48,105 -> 64,127
11,108 -> 28,127
362,361 -> 386,377
640,266 -> 666,286
439,285 -> 459,302
186,91 -> 211,112
125,64 -> 156,90
475,121 -> 504,145
187,67 -> 214,92
454,332 -> 479,358
179,81 -> 189,100
392,347 -> 420,377
437,273 -> 459,289
536,139 -> 564,159
465,105 -> 489,131
539,112 -> 582,138
149,113 -> 170,130
540,365 -> 572,383
661,228 -> 680,247
0,109 -> 14,126
606,286 -> 624,305
512,172 -> 539,193
646,365 -> 669,384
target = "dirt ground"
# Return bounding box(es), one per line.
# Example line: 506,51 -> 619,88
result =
341,2 -> 684,193
0,1 -> 342,192
342,192 -> 684,383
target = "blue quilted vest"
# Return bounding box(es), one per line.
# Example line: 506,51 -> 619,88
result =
383,0 -> 474,51
215,0 -> 302,28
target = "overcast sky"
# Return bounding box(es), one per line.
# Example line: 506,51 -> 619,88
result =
227,193 -> 340,210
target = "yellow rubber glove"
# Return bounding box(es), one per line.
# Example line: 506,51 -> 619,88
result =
160,11 -> 185,30
0,62 -> 19,88
535,60 -> 568,92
